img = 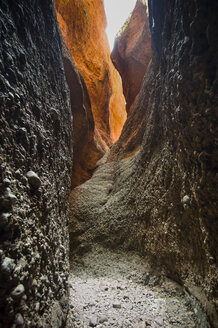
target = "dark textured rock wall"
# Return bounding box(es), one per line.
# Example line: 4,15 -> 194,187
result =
0,0 -> 72,327
70,0 -> 218,326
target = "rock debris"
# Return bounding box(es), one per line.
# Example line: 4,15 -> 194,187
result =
67,245 -> 207,327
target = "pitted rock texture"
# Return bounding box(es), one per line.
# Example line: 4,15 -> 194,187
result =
55,0 -> 126,144
62,40 -> 107,188
0,0 -> 72,327
69,0 -> 218,326
111,0 -> 152,114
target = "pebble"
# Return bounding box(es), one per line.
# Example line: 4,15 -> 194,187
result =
11,284 -> 25,299
0,213 -> 10,227
181,195 -> 190,204
3,178 -> 11,186
1,257 -> 15,274
155,318 -> 164,326
89,316 -> 99,326
99,316 -> 108,323
0,188 -> 17,209
112,303 -> 121,309
26,171 -> 41,188
15,313 -> 24,326
35,302 -> 40,312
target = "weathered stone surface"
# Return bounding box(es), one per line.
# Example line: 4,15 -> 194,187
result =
111,0 -> 152,114
55,0 -> 126,144
26,171 -> 41,188
0,0 -> 72,326
69,0 -> 218,326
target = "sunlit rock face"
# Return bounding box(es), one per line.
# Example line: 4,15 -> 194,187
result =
111,0 -> 152,114
69,0 -> 218,326
55,0 -> 126,145
0,0 -> 72,326
62,40 -> 107,188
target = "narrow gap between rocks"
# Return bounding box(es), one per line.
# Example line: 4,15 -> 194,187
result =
55,1 -> 211,328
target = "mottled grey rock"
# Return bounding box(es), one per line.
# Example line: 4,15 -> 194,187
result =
112,303 -> 121,309
15,313 -> 24,326
3,178 -> 11,186
181,195 -> 190,204
155,318 -> 164,326
1,257 -> 15,274
35,302 -> 40,312
0,213 -> 10,227
26,171 -> 41,188
99,316 -> 108,323
89,316 -> 99,326
0,188 -> 17,210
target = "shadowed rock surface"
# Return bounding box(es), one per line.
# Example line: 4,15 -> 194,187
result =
69,0 -> 218,326
55,0 -> 126,144
0,0 -> 72,326
111,0 -> 152,114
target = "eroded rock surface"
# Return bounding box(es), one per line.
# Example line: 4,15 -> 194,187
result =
0,0 -> 72,326
55,0 -> 126,144
69,0 -> 218,326
111,0 -> 152,114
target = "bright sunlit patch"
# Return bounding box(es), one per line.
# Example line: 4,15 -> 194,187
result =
104,0 -> 136,51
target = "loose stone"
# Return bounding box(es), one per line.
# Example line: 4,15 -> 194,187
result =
0,213 -> 10,227
89,316 -> 99,326
1,257 -> 15,274
26,171 -> 41,188
99,316 -> 108,323
15,313 -> 24,325
181,195 -> 190,204
11,284 -> 25,299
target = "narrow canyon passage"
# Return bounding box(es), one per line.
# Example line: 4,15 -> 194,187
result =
66,246 -> 207,327
0,0 -> 217,327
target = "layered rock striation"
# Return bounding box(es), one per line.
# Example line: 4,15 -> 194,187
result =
70,0 -> 218,326
111,0 -> 152,114
0,0 -> 72,326
55,0 -> 126,145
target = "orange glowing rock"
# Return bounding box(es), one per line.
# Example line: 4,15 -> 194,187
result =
55,0 -> 126,144
111,0 -> 152,115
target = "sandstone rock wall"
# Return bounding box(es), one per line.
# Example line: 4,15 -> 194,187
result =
55,0 -> 126,144
69,0 -> 218,326
62,40 -> 107,188
111,0 -> 152,114
0,0 -> 72,326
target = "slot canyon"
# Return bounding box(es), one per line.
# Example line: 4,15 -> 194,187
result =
0,0 -> 217,327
